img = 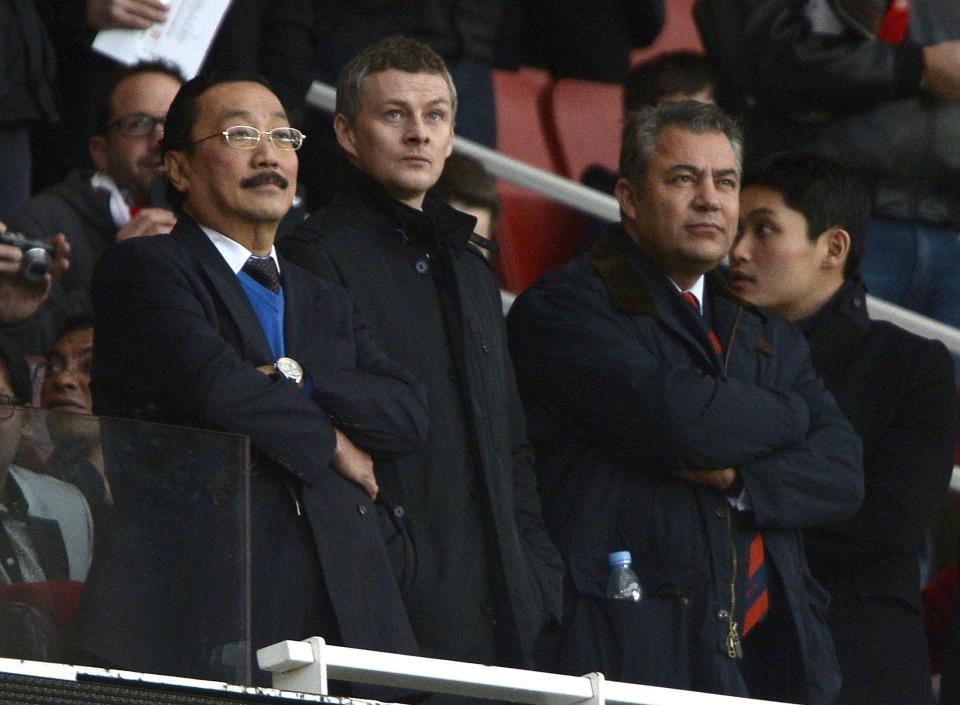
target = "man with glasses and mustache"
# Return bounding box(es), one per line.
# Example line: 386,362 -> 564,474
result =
83,71 -> 426,688
6,61 -> 183,354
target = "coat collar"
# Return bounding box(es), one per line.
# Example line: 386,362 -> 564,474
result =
335,162 -> 480,252
801,277 -> 871,376
588,226 -> 773,368
588,225 -> 763,319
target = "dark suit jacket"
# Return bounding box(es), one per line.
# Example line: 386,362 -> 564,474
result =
82,216 -> 426,678
802,278 -> 957,705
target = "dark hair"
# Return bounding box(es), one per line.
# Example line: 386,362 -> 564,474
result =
53,315 -> 95,348
624,51 -> 715,112
336,36 -> 457,124
743,152 -> 871,278
160,70 -> 280,210
93,60 -> 185,134
433,153 -> 500,220
0,336 -> 32,405
620,100 -> 742,187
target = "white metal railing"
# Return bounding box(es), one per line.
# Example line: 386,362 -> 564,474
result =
306,80 -> 960,356
305,81 -> 618,223
258,637 -> 790,705
0,649 -> 792,705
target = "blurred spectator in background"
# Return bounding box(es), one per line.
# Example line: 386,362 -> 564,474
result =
0,334 -> 93,586
38,319 -> 110,513
433,152 -> 501,252
624,50 -> 715,110
433,153 -> 514,312
29,0 -> 315,194
6,61 -> 182,355
734,0 -> 960,329
0,0 -> 58,220
584,50 -> 716,197
519,0 -> 665,85
730,152 -> 957,705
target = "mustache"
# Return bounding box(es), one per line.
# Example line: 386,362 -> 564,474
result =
241,171 -> 289,189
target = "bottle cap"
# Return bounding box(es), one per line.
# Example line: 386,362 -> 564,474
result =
608,550 -> 632,567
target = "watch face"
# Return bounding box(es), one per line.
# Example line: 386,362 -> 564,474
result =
276,357 -> 303,381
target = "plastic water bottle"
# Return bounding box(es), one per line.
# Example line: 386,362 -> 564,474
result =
606,551 -> 643,601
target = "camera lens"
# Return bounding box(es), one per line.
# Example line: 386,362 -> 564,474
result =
22,247 -> 51,283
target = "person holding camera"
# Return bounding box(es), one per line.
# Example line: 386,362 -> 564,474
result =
0,221 -> 69,329
5,61 -> 182,354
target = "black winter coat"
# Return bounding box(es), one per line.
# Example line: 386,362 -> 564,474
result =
802,278 -> 957,705
507,228 -> 864,703
279,171 -> 563,668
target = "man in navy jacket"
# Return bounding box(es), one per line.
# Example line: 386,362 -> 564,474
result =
507,101 -> 863,704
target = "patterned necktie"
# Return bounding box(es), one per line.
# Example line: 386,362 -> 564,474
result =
742,533 -> 769,637
680,291 -> 723,355
242,255 -> 280,294
681,290 -> 768,635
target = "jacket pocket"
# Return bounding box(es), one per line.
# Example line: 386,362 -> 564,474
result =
374,493 -> 416,595
556,553 -> 697,689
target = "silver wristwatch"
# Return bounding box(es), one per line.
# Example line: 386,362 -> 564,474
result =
274,357 -> 303,384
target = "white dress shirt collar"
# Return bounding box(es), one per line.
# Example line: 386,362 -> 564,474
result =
198,224 -> 280,275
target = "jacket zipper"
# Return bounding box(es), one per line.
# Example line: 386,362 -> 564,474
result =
724,505 -> 743,659
722,306 -> 743,376
723,306 -> 744,658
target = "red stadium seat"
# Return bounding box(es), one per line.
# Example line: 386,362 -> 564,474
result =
493,67 -> 557,170
494,67 -> 587,293
495,184 -> 587,294
541,79 -> 623,181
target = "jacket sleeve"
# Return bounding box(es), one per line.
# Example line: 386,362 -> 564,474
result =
494,274 -> 563,626
92,238 -> 422,489
805,339 -> 956,562
307,293 -> 429,458
744,0 -> 925,116
507,272 -> 814,476
738,332 -> 865,530
281,230 -> 428,457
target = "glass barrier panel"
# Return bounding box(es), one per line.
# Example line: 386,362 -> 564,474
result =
0,407 -> 250,685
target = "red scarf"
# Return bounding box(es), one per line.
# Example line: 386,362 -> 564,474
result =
877,0 -> 911,44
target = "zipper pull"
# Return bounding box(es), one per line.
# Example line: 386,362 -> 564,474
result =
727,621 -> 743,659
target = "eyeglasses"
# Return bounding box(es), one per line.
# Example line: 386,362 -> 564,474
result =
193,125 -> 306,151
42,354 -> 91,380
0,394 -> 16,420
105,113 -> 166,137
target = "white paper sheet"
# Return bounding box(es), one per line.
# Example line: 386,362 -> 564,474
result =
92,0 -> 233,80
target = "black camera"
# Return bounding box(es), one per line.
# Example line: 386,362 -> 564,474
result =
0,232 -> 53,283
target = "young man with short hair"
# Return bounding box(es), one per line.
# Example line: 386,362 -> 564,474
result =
730,151 -> 958,705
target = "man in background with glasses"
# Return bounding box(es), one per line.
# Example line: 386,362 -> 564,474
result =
6,61 -> 183,356
82,71 -> 426,690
